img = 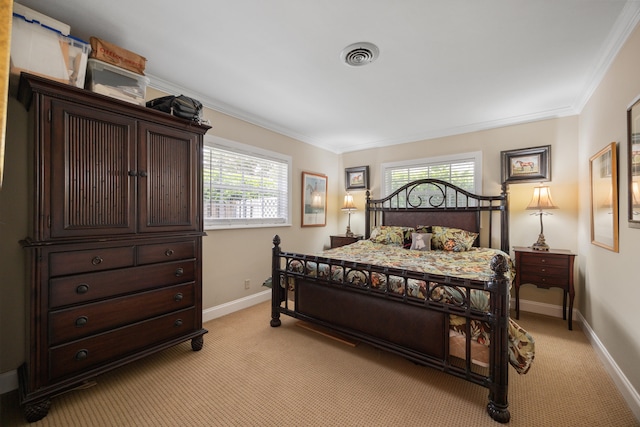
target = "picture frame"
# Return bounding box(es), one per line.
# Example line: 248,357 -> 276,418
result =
627,96 -> 640,228
345,166 -> 369,190
302,171 -> 327,227
500,145 -> 551,184
590,142 -> 618,252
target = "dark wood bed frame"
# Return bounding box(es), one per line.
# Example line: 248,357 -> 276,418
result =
270,179 -> 512,423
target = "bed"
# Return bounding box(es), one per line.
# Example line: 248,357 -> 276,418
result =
269,179 -> 535,423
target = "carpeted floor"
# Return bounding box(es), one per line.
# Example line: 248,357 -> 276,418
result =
1,302 -> 638,426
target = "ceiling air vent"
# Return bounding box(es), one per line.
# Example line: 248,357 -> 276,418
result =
341,42 -> 379,67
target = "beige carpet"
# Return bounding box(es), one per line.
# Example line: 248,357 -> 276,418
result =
1,302 -> 638,426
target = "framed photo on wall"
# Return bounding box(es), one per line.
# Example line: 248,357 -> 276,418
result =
302,172 -> 327,227
345,166 -> 369,190
501,145 -> 551,184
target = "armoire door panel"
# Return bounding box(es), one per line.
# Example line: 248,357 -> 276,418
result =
138,122 -> 199,233
49,99 -> 137,238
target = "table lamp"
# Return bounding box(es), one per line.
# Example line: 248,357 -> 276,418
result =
526,184 -> 558,251
342,193 -> 357,237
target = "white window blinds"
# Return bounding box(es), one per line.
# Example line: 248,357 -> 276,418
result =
203,137 -> 291,228
382,152 -> 482,202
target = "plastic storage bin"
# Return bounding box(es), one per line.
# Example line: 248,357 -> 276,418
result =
85,59 -> 150,106
10,13 -> 90,88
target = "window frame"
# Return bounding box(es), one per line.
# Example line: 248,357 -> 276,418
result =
202,135 -> 292,230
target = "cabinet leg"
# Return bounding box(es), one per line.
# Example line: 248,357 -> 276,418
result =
568,293 -> 574,331
24,398 -> 51,423
191,335 -> 204,351
562,291 -> 567,320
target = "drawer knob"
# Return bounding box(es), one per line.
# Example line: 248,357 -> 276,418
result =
541,268 -> 546,272
76,284 -> 89,294
175,267 -> 184,277
174,293 -> 183,302
75,350 -> 89,361
75,316 -> 88,327
541,259 -> 546,263
165,249 -> 175,257
91,256 -> 103,266
174,319 -> 183,327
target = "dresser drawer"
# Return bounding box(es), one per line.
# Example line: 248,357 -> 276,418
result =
137,240 -> 195,265
49,283 -> 195,345
48,307 -> 198,381
49,260 -> 196,308
49,246 -> 135,277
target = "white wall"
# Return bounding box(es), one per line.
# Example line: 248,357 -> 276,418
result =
577,23 -> 640,402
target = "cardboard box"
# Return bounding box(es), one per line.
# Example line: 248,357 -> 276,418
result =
89,37 -> 146,76
10,13 -> 90,88
86,59 -> 150,106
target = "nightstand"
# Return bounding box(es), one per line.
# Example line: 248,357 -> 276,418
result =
513,246 -> 576,330
330,234 -> 363,248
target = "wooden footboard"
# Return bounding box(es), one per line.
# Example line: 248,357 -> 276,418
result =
270,235 -> 511,423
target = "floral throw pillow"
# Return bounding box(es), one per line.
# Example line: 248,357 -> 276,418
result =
409,232 -> 431,251
369,226 -> 413,246
431,226 -> 478,251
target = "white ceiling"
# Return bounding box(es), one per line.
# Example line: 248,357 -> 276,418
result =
14,1 -> 640,153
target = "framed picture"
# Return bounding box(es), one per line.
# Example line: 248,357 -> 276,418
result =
590,142 -> 618,252
501,145 -> 551,184
345,166 -> 369,190
302,172 -> 327,227
627,96 -> 640,228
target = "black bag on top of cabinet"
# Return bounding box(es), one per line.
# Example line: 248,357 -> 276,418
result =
146,95 -> 203,123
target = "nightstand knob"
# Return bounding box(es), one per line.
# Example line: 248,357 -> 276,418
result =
174,319 -> 183,327
75,316 -> 88,327
541,259 -> 546,263
174,293 -> 183,302
541,268 -> 546,272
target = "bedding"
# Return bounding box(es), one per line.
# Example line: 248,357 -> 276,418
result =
286,239 -> 535,375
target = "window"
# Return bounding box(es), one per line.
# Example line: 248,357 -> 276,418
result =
203,136 -> 291,229
381,151 -> 482,206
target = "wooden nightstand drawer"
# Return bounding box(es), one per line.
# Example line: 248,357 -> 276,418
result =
519,264 -> 568,278
520,253 -> 569,268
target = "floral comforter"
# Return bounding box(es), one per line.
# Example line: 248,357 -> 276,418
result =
288,240 -> 535,374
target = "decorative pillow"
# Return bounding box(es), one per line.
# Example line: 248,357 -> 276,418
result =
409,232 -> 432,251
431,226 -> 478,251
369,226 -> 413,246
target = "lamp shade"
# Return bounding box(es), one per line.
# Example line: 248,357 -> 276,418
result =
342,193 -> 356,210
526,185 -> 558,211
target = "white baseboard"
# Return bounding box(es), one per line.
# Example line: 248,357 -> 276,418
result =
511,297 -> 576,322
0,369 -> 18,395
576,311 -> 640,421
517,298 -> 639,421
202,289 -> 271,323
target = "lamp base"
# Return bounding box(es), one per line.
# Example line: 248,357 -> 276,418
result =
531,234 -> 550,251
345,226 -> 354,238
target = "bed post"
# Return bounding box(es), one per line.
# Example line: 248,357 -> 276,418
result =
501,182 -> 509,253
486,253 -> 510,423
270,235 -> 282,327
365,190 -> 371,239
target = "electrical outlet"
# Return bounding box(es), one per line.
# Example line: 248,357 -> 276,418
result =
244,279 -> 250,289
